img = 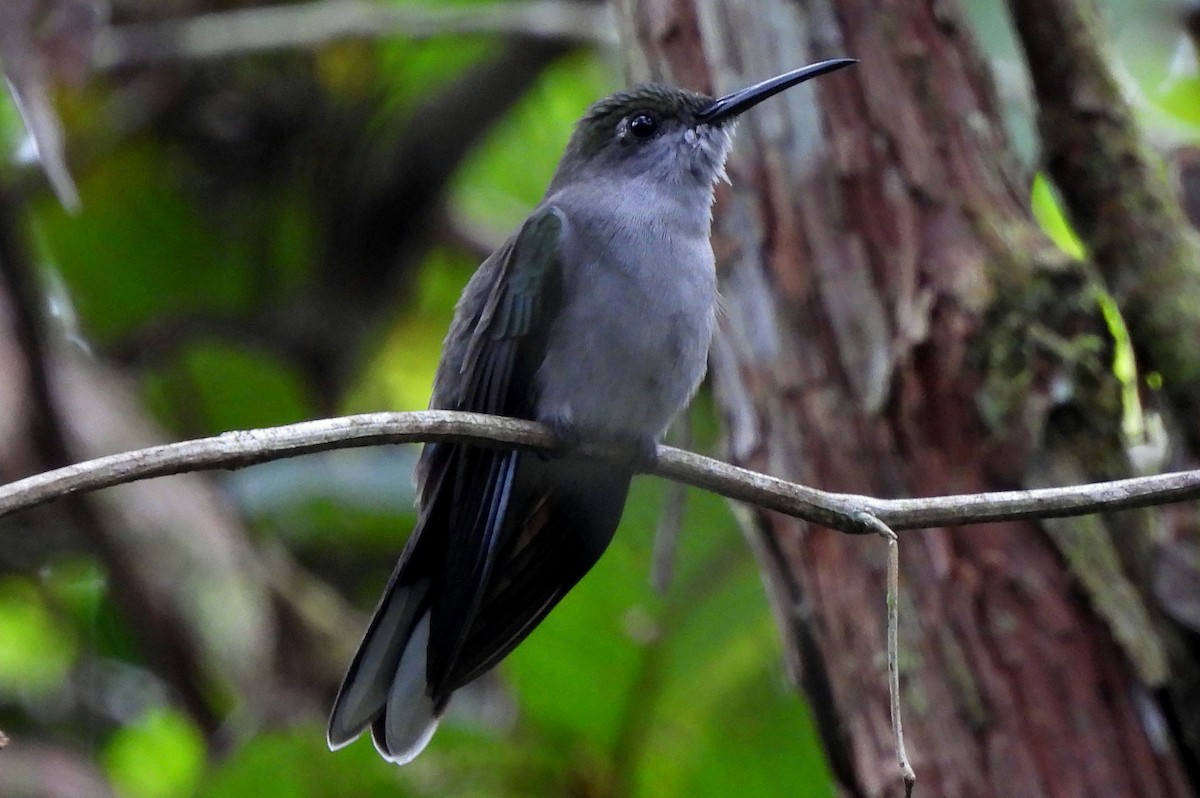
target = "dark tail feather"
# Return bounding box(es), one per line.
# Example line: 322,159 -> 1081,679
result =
370,611 -> 439,763
327,579 -> 439,763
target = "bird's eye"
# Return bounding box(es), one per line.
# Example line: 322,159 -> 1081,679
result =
628,113 -> 660,140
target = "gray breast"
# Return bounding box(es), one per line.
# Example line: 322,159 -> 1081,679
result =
534,189 -> 716,441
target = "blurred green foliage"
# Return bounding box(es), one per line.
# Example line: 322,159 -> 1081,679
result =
0,578 -> 76,698
1030,173 -> 1086,260
1156,74 -> 1200,129
104,709 -> 207,798
1,0 -> 1197,796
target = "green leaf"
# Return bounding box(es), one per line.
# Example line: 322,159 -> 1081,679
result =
0,87 -> 24,157
1154,75 -> 1200,132
42,557 -> 107,630
200,728 -> 405,798
0,577 -> 76,697
450,53 -> 615,234
345,246 -> 477,414
148,342 -> 313,433
1030,173 -> 1086,260
103,707 -> 206,798
35,144 -> 254,342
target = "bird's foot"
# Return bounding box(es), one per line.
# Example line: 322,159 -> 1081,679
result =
622,436 -> 659,473
539,416 -> 581,460
539,418 -> 657,471
603,434 -> 658,473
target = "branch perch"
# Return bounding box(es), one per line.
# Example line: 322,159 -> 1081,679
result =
4,410 -> 1200,532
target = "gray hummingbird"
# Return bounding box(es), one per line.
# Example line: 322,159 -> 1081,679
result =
326,58 -> 856,764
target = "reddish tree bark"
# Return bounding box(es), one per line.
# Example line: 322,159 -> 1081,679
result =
619,0 -> 1196,795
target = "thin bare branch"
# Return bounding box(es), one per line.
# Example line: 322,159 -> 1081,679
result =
92,0 -> 617,69
860,513 -> 916,796
0,0 -> 84,210
4,411 -> 1200,534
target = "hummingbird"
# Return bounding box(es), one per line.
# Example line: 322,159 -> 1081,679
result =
327,58 -> 856,764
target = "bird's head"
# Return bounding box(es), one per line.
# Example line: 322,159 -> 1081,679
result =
550,59 -> 856,191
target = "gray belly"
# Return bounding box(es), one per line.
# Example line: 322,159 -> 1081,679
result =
534,269 -> 715,441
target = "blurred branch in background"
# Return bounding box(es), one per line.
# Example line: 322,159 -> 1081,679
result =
0,180 -> 355,745
93,0 -> 616,69
0,0 -> 98,210
0,177 -> 223,733
2,7 -> 600,414
0,0 -> 614,219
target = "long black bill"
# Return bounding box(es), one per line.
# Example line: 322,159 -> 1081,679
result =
696,58 -> 857,124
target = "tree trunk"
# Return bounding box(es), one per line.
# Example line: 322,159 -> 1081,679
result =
617,1 -> 1197,795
